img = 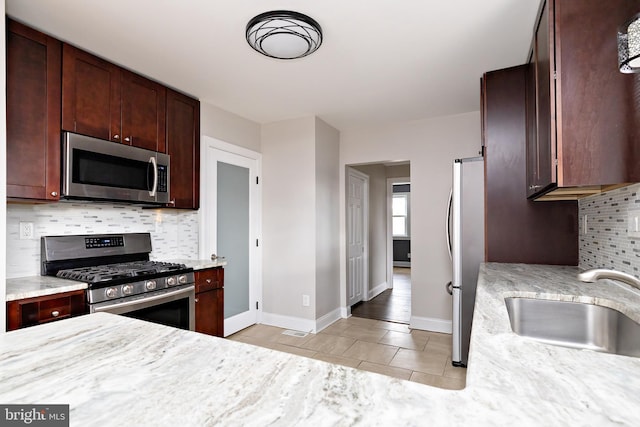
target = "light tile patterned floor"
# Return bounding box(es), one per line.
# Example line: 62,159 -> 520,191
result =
228,316 -> 466,390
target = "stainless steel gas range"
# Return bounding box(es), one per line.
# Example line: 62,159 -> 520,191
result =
41,233 -> 195,330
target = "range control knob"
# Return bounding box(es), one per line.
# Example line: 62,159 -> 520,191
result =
146,280 -> 157,291
105,287 -> 118,299
178,275 -> 188,285
167,276 -> 177,287
122,284 -> 134,295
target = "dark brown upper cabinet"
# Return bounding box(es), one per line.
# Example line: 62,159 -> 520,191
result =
6,19 -> 62,201
527,0 -> 640,200
121,70 -> 166,152
166,89 -> 200,209
62,44 -> 166,152
483,65 -> 578,266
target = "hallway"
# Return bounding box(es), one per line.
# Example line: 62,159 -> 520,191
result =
351,267 -> 411,324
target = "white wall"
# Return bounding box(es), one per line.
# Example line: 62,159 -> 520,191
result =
340,111 -> 481,332
261,117 -> 317,322
314,118 -> 340,320
1,0 -> 8,333
200,102 -> 261,153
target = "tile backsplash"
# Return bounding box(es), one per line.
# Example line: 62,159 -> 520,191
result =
579,183 -> 640,278
6,202 -> 200,278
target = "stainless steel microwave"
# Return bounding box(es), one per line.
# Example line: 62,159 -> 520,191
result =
62,132 -> 170,205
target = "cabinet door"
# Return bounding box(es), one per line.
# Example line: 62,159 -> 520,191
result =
529,0 -> 556,197
62,44 -> 121,142
484,65 -> 577,265
6,20 -> 62,201
6,290 -> 87,331
195,289 -> 224,337
121,70 -> 166,152
166,89 -> 200,209
525,60 -> 538,197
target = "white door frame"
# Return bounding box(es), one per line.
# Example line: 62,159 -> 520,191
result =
387,177 -> 410,288
346,167 -> 369,309
199,135 -> 262,336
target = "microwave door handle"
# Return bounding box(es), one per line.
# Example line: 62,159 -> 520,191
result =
148,156 -> 158,197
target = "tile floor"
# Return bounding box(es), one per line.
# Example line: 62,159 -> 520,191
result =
228,316 -> 466,390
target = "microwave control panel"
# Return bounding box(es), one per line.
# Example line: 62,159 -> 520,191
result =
158,165 -> 168,193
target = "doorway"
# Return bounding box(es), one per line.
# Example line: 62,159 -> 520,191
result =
200,136 -> 262,336
347,163 -> 411,324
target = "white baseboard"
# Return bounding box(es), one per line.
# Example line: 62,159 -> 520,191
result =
340,306 -> 351,318
260,310 -> 344,334
409,315 -> 452,334
367,281 -> 389,300
261,312 -> 317,334
315,308 -> 342,333
393,261 -> 411,268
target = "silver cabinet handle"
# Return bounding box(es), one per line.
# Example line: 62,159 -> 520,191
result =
113,134 -> 120,140
195,298 -> 199,303
528,184 -> 542,190
446,282 -> 453,295
50,191 -> 58,197
206,279 -> 212,284
51,310 -> 60,317
125,136 -> 131,143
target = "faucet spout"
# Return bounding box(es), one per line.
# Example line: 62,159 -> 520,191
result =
578,268 -> 640,290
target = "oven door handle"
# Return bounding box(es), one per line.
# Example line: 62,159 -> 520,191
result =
93,286 -> 194,314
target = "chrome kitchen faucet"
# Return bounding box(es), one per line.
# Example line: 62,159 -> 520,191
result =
578,269 -> 640,291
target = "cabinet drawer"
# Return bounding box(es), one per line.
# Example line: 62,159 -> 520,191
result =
38,296 -> 73,322
195,268 -> 223,293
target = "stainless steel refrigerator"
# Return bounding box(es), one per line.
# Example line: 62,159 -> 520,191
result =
446,157 -> 484,367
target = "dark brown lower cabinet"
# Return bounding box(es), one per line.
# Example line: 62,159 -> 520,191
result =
6,290 -> 88,331
194,268 -> 224,337
482,65 -> 578,265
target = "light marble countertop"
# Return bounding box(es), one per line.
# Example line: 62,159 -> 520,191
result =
5,276 -> 88,302
0,263 -> 638,426
164,258 -> 227,270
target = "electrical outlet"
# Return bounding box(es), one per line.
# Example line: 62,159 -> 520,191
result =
302,295 -> 310,307
19,222 -> 34,240
628,210 -> 640,238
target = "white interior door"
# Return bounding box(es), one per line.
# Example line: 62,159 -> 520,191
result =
201,137 -> 261,337
347,168 -> 368,307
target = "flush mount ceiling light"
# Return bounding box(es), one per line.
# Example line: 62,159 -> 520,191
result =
246,10 -> 323,60
618,12 -> 640,73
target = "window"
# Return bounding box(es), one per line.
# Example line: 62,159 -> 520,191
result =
392,193 -> 410,237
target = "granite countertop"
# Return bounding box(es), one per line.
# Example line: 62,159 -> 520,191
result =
5,276 -> 88,302
0,263 -> 638,426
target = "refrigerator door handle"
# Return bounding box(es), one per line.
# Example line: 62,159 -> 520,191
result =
446,281 -> 453,295
446,188 -> 453,260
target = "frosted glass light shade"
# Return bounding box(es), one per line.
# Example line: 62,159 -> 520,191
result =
619,14 -> 640,73
246,11 -> 322,60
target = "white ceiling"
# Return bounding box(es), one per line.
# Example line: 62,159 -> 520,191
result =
6,0 -> 540,131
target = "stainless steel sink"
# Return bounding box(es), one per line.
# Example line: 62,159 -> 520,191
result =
504,297 -> 640,357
